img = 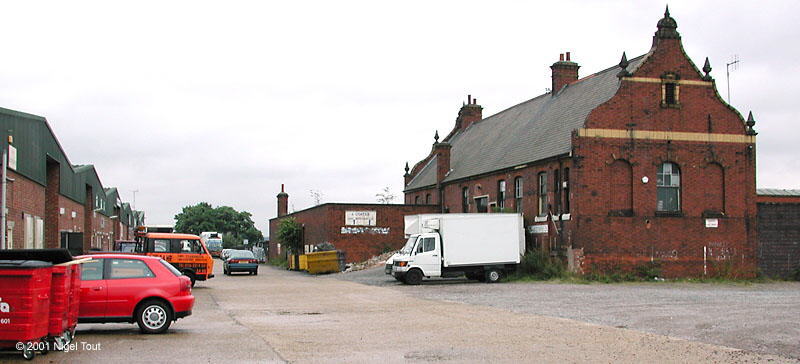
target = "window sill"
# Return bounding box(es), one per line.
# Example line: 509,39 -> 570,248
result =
655,211 -> 683,217
702,210 -> 725,218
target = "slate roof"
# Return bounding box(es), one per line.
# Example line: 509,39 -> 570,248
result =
405,55 -> 646,191
757,188 -> 800,197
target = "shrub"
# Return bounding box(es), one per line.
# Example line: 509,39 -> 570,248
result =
515,250 -> 566,280
635,261 -> 662,280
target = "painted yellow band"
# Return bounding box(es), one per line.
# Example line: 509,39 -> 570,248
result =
578,128 -> 755,144
623,77 -> 713,86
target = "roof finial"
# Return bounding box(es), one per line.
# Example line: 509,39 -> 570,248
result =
746,111 -> 757,135
434,130 -> 439,143
617,52 -> 631,78
655,4 -> 680,39
404,162 -> 410,175
702,57 -> 712,80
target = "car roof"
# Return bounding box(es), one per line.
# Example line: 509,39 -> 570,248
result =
78,253 -> 160,260
145,233 -> 201,239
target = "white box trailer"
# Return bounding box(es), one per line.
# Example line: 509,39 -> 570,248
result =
392,213 -> 525,284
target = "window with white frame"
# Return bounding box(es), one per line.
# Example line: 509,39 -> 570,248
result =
514,177 -> 523,213
657,162 -> 681,212
497,180 -> 506,209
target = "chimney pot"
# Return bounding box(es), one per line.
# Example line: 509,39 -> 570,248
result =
468,94 -> 472,104
559,53 -> 564,61
566,52 -> 571,61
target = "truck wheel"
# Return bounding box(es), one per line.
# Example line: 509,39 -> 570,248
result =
404,270 -> 423,285
485,269 -> 502,283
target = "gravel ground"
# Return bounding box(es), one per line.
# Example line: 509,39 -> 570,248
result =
331,266 -> 800,360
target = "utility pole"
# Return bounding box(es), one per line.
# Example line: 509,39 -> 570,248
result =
1,132 -> 11,250
132,189 -> 139,210
726,55 -> 740,104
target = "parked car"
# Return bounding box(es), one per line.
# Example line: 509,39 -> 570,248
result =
223,250 -> 258,275
221,249 -> 233,261
77,254 -> 194,334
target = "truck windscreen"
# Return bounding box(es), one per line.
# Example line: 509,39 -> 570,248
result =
400,236 -> 418,254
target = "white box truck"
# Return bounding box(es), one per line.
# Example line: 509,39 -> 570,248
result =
391,213 -> 525,284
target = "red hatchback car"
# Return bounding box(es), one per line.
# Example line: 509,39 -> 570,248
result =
77,254 -> 194,334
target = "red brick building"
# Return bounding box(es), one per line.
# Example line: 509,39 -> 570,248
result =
0,106 -> 144,254
404,9 -> 758,277
268,186 -> 438,263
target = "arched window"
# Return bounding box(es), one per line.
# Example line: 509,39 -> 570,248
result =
657,162 -> 681,212
537,172 -> 548,216
414,196 -> 420,204
497,180 -> 506,209
462,187 -> 469,213
425,193 -> 431,204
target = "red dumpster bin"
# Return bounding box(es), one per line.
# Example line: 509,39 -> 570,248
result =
0,260 -> 53,360
48,265 -> 72,346
66,263 -> 81,340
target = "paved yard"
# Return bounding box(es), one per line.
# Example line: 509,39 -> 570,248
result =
3,263 -> 796,363
332,266 -> 800,359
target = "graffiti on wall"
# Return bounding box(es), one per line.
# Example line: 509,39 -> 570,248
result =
340,227 -> 390,235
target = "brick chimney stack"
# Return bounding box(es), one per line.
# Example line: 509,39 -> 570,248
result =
456,94 -> 483,130
277,184 -> 288,217
550,52 -> 580,95
434,141 -> 452,186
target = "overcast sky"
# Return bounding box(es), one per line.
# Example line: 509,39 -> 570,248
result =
1,1 -> 797,235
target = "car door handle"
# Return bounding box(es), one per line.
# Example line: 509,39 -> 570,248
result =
92,286 -> 103,291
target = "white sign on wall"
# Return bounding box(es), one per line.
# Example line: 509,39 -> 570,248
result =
528,224 -> 549,234
8,145 -> 17,170
345,211 -> 376,226
705,218 -> 719,228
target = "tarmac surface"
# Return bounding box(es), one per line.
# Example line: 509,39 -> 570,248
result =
333,265 -> 800,360
4,262 -> 797,363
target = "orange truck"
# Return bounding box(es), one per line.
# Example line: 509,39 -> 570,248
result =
133,226 -> 214,286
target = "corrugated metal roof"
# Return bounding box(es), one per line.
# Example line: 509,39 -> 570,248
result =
757,188 -> 800,197
405,55 -> 646,191
0,106 -> 139,218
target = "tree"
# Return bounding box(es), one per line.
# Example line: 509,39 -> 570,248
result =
174,202 -> 264,248
376,186 -> 395,204
276,218 -> 303,269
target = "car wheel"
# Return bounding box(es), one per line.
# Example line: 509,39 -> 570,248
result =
485,269 -> 502,283
404,269 -> 423,285
223,268 -> 228,275
253,270 -> 258,275
136,300 -> 173,334
22,346 -> 34,360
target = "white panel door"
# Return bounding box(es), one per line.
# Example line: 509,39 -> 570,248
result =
34,217 -> 44,249
24,214 -> 34,249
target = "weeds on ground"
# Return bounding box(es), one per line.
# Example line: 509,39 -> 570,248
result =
506,250 -> 568,281
268,257 -> 287,268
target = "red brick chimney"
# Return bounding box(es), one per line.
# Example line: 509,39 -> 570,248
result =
434,142 -> 452,186
551,52 -> 580,95
457,95 -> 483,130
277,184 -> 288,217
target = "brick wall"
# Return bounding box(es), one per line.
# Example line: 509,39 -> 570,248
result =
6,170 -> 45,249
269,204 -> 438,263
757,203 -> 800,278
